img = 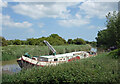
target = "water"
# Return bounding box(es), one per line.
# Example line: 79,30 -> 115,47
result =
2,64 -> 21,73
90,47 -> 97,52
2,59 -> 21,74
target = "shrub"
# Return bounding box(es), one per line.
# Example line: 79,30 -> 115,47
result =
2,53 -> 119,83
107,48 -> 120,59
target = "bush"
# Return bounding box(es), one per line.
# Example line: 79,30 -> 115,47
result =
2,53 -> 119,83
107,48 -> 120,59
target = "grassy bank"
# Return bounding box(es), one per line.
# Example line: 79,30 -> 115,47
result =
2,59 -> 17,66
2,44 -> 91,61
2,53 -> 119,83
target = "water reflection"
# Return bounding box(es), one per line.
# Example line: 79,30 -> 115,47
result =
2,64 -> 21,74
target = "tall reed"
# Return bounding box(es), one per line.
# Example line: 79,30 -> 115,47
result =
2,44 -> 91,61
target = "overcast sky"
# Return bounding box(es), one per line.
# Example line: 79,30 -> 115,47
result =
1,0 -> 118,41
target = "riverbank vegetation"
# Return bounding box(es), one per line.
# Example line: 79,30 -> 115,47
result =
1,34 -> 96,47
2,52 -> 119,83
0,34 -> 89,46
96,11 -> 120,49
108,48 -> 120,59
2,44 -> 91,61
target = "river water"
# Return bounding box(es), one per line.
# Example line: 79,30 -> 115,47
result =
91,47 -> 97,52
2,47 -> 97,74
2,59 -> 21,74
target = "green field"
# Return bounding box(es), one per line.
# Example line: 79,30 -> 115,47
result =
2,52 -> 119,83
2,44 -> 91,61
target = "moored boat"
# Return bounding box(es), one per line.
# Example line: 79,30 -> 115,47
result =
17,40 -> 96,68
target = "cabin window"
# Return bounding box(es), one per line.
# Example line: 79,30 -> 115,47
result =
39,57 -> 48,61
59,58 -> 62,60
84,54 -> 87,57
54,59 -> 58,61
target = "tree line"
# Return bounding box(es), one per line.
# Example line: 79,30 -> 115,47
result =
96,11 -> 120,49
0,34 -> 95,46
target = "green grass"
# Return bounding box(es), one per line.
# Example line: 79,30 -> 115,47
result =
2,44 -> 91,61
2,53 -> 119,83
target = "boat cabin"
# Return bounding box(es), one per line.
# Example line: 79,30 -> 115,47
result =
37,51 -> 89,62
38,55 -> 67,62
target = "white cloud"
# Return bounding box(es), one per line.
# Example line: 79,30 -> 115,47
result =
13,0 -> 85,2
12,2 -> 78,19
2,15 -> 32,28
0,1 -> 8,8
11,2 -> 118,28
12,0 -> 120,2
12,2 -> 118,20
58,14 -> 90,27
79,2 -> 118,19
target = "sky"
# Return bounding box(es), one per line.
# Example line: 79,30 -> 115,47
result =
0,0 -> 119,41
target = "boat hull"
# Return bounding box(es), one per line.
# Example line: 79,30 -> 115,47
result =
17,59 -> 35,68
17,51 -> 96,68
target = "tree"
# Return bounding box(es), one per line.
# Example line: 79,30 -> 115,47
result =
96,30 -> 109,48
47,34 -> 67,45
21,40 -> 28,45
13,39 -> 21,45
49,34 -> 59,38
73,38 -> 86,45
0,36 -> 8,46
67,39 -> 73,44
27,38 -> 36,45
7,40 -> 14,45
90,41 -> 97,47
96,11 -> 120,49
85,41 -> 90,44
